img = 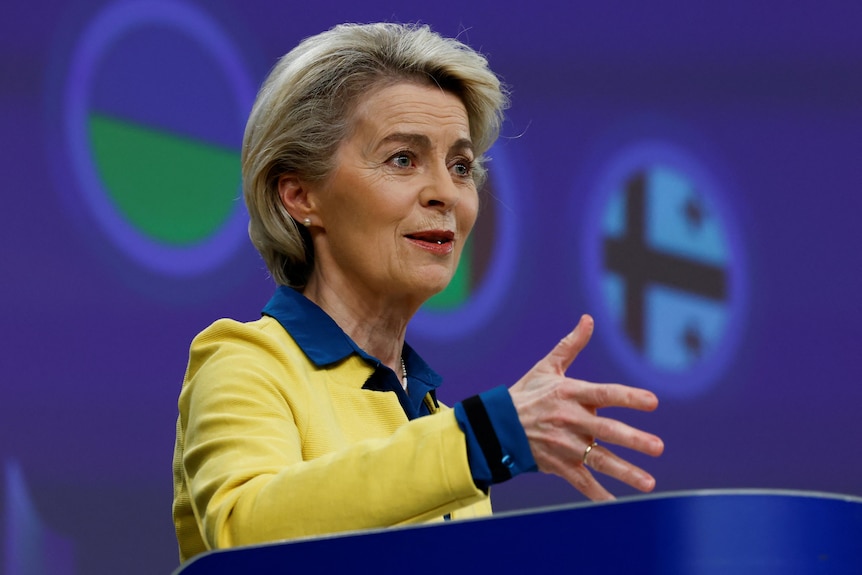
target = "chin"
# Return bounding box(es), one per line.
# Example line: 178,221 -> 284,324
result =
415,272 -> 455,299
398,262 -> 457,302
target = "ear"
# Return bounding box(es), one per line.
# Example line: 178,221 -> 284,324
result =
277,174 -> 317,225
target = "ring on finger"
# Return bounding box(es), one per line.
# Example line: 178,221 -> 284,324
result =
583,441 -> 598,465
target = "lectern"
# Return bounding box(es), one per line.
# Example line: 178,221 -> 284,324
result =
174,490 -> 862,574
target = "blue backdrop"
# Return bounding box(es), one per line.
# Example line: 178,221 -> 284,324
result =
2,1 -> 861,573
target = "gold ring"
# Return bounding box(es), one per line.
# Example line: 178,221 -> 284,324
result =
582,441 -> 598,465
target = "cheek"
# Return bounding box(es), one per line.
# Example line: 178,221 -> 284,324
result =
461,196 -> 480,236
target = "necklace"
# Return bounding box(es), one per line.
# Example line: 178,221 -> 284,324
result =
400,357 -> 408,391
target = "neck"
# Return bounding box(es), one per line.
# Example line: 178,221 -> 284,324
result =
302,272 -> 416,374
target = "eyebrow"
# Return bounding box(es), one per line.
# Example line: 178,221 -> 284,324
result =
377,132 -> 474,155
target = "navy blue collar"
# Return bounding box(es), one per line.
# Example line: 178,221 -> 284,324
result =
262,286 -> 441,418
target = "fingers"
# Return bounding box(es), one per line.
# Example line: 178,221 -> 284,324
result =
542,314 -> 594,374
559,465 -> 615,502
579,382 -> 659,411
583,443 -> 657,493
538,440 -> 658,501
556,382 -> 663,456
513,314 -> 664,500
539,450 -> 615,501
550,442 -> 658,500
586,415 -> 665,458
523,388 -> 663,500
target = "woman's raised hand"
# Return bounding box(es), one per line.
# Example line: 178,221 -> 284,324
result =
509,315 -> 664,501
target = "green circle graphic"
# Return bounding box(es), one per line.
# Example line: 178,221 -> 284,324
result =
88,104 -> 240,247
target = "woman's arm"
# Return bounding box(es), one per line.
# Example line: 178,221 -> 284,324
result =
174,319 -> 487,554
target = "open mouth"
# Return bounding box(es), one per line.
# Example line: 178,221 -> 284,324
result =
404,230 -> 455,245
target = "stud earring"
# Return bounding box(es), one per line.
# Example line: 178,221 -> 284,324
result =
302,218 -> 311,227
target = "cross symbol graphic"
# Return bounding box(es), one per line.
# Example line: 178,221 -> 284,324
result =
603,170 -> 728,352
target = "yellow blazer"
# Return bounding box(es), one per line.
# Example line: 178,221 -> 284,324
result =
172,316 -> 491,563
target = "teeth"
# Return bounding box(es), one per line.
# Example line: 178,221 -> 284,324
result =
436,240 -> 443,245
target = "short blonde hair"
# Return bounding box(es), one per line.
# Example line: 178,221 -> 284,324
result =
242,22 -> 509,287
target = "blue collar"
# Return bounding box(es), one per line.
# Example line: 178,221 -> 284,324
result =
262,286 -> 441,418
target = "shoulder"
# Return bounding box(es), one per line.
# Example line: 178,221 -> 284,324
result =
190,316 -> 299,358
178,317 -> 311,439
179,316 -> 321,421
185,316 -> 311,386
192,315 -> 285,344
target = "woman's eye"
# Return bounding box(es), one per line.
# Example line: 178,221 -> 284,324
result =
391,153 -> 412,168
452,160 -> 473,177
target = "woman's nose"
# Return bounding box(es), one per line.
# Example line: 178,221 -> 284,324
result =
419,162 -> 461,211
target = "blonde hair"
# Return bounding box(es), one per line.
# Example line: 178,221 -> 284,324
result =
242,22 -> 509,287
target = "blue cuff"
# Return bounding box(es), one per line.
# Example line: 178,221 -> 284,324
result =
454,386 -> 537,489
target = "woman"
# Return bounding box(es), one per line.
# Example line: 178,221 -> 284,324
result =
172,22 -> 664,563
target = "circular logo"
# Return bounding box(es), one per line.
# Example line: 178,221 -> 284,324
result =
63,1 -> 254,277
582,140 -> 746,397
413,142 -> 522,338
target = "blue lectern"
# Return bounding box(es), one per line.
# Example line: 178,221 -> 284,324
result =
174,490 -> 862,574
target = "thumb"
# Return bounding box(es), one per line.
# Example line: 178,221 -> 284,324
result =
541,314 -> 594,374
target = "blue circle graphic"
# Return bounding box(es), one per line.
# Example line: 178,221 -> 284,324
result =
581,140 -> 747,398
64,1 -> 254,277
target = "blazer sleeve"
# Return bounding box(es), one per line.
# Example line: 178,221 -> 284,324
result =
173,318 -> 489,554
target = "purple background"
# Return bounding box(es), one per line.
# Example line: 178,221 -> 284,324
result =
2,0 -> 861,573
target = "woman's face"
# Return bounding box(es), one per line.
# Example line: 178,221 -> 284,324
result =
303,81 -> 479,305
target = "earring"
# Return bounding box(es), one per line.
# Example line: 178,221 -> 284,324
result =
302,218 -> 311,227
